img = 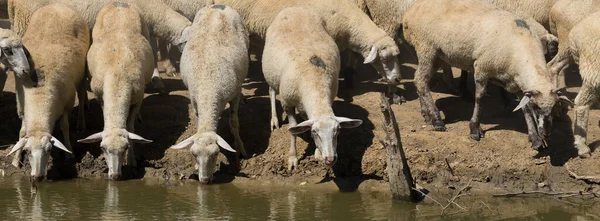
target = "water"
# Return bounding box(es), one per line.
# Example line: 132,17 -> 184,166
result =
0,177 -> 598,220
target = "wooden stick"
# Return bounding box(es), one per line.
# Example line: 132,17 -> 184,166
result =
379,93 -> 418,202
565,163 -> 600,184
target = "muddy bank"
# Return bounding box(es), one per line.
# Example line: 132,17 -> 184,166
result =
1,53 -> 600,194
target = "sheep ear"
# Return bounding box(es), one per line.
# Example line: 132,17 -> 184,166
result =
336,117 -> 363,128
513,92 -> 532,112
128,132 -> 152,144
7,138 -> 27,156
77,132 -> 103,143
50,136 -> 72,154
216,135 -> 236,153
289,120 -> 314,135
363,46 -> 378,64
170,136 -> 194,150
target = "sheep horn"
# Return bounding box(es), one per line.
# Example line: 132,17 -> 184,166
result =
513,93 -> 532,112
7,138 -> 27,156
216,135 -> 236,153
363,46 -> 378,64
50,136 -> 72,154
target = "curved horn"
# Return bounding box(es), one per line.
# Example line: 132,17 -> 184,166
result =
363,46 -> 378,64
50,136 -> 72,154
7,138 -> 27,156
513,92 -> 532,112
128,132 -> 153,144
77,132 -> 103,143
216,135 -> 236,153
170,136 -> 194,150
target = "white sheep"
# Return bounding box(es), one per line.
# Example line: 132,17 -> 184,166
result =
547,0 -> 600,89
6,3 -> 90,181
485,0 -> 558,31
214,0 -> 402,103
169,4 -> 248,184
263,7 -> 363,171
77,1 -> 154,180
0,28 -> 31,101
8,0 -> 193,94
566,11 -> 600,158
403,0 -> 569,150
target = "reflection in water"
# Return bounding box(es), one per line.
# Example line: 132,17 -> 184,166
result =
0,177 -> 599,220
102,182 -> 119,220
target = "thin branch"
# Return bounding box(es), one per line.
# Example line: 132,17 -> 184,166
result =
412,188 -> 444,208
493,191 -> 596,198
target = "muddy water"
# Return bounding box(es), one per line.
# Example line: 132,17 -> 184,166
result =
0,177 -> 597,221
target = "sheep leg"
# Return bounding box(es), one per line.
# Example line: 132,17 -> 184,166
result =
269,87 -> 279,130
573,84 -> 597,158
415,54 -> 446,131
126,104 -> 141,167
548,49 -> 571,88
229,95 -> 247,158
459,70 -> 474,101
15,75 -> 24,118
469,78 -> 488,141
388,83 -> 405,104
440,63 -> 459,95
76,82 -> 86,132
286,106 -> 299,171
158,39 -> 177,76
60,112 -> 74,159
0,68 -> 7,100
149,37 -> 166,95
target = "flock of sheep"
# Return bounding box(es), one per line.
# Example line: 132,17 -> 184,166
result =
0,0 -> 597,184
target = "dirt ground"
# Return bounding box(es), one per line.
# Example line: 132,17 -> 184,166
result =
1,44 -> 600,194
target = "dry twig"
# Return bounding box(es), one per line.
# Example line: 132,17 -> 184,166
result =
565,163 -> 600,184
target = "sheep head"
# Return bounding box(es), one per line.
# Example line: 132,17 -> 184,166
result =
363,37 -> 401,85
0,28 -> 30,78
513,89 -> 572,149
78,129 -> 152,180
7,133 -> 72,182
288,116 -> 362,166
170,132 -> 235,184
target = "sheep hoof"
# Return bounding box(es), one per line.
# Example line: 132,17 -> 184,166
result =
575,143 -> 591,158
151,77 -> 167,95
287,156 -> 298,171
270,118 -> 280,131
531,139 -> 546,151
433,121 -> 447,132
469,133 -> 481,141
391,94 -> 406,104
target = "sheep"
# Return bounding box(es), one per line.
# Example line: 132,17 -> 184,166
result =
263,7 -> 363,170
76,1 -> 154,180
566,11 -> 600,158
0,28 -> 31,100
213,0 -> 402,104
402,0 -> 570,150
484,0 -> 558,31
6,3 -> 90,181
169,4 -> 249,184
547,0 -> 600,90
8,0 -> 193,94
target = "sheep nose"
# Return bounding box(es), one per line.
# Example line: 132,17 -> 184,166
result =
108,173 -> 122,180
324,156 -> 337,166
31,175 -> 44,182
199,177 -> 211,184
